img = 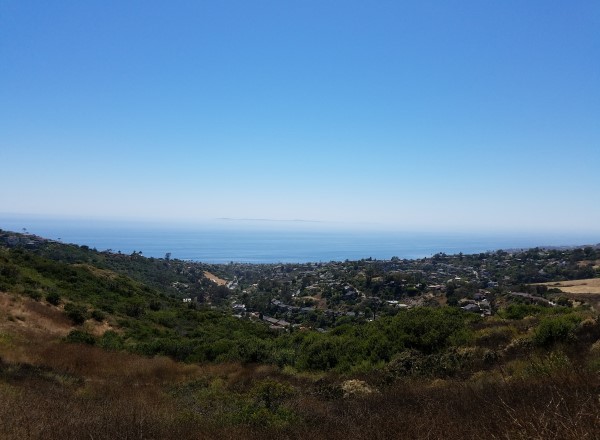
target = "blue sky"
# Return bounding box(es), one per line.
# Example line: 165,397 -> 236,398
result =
1,1 -> 599,233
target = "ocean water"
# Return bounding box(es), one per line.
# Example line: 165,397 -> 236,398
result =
1,217 -> 598,264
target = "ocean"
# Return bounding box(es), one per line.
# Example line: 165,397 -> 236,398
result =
1,216 -> 598,264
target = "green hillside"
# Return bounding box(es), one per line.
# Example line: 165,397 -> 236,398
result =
2,230 -> 600,438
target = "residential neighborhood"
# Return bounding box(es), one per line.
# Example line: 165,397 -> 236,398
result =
192,245 -> 600,331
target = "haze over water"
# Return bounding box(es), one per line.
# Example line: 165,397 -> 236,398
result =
2,216 -> 597,264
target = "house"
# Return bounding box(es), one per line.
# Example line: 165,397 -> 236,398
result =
232,303 -> 246,313
262,316 -> 279,325
462,303 -> 481,313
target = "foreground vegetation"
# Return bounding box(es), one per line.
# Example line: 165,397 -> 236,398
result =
1,229 -> 600,438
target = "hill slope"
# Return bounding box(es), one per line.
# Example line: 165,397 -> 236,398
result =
2,229 -> 600,438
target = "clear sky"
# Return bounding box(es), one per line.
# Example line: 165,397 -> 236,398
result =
1,1 -> 599,233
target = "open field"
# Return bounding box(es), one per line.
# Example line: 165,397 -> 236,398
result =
535,278 -> 600,311
537,278 -> 600,295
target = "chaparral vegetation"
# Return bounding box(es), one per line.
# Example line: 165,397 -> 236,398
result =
1,229 -> 600,439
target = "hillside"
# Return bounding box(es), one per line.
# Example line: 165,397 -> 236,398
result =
2,229 -> 600,438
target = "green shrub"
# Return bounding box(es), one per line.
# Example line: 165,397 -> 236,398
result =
64,303 -> 89,325
524,351 -> 572,377
91,310 -> 105,322
124,300 -> 145,318
46,291 -> 61,306
65,330 -> 96,345
499,304 -> 573,320
25,288 -> 42,301
99,303 -> 115,314
499,304 -> 544,320
475,326 -> 516,348
533,315 -> 581,348
232,380 -> 298,427
149,299 -> 162,311
98,331 -> 123,350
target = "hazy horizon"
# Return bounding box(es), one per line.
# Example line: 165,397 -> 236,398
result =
2,213 -> 599,264
2,212 -> 600,239
1,1 -> 599,232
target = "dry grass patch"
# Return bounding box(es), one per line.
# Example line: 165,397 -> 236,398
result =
0,292 -> 72,336
73,264 -> 120,280
537,278 -> 600,295
204,271 -> 228,286
536,278 -> 600,310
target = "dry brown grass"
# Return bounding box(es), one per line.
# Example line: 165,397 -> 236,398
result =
0,291 -> 117,349
3,327 -> 600,440
2,293 -> 600,439
246,373 -> 600,440
535,278 -> 600,310
72,264 -> 120,280
0,370 -> 217,440
577,260 -> 600,269
204,271 -> 228,286
3,368 -> 600,440
0,303 -> 243,439
0,292 -> 72,337
538,278 -> 600,295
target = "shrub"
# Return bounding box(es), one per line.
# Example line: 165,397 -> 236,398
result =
98,330 -> 123,350
64,303 -> 89,325
499,304 -> 543,320
91,310 -> 105,322
125,300 -> 145,318
46,291 -> 61,306
574,318 -> 600,343
533,315 -> 581,348
475,326 -> 516,348
65,330 -> 96,345
524,351 -> 572,377
25,288 -> 42,301
250,380 -> 296,411
386,347 -> 491,379
149,299 -> 162,311
341,380 -> 377,398
99,303 -> 115,314
232,380 -> 298,428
